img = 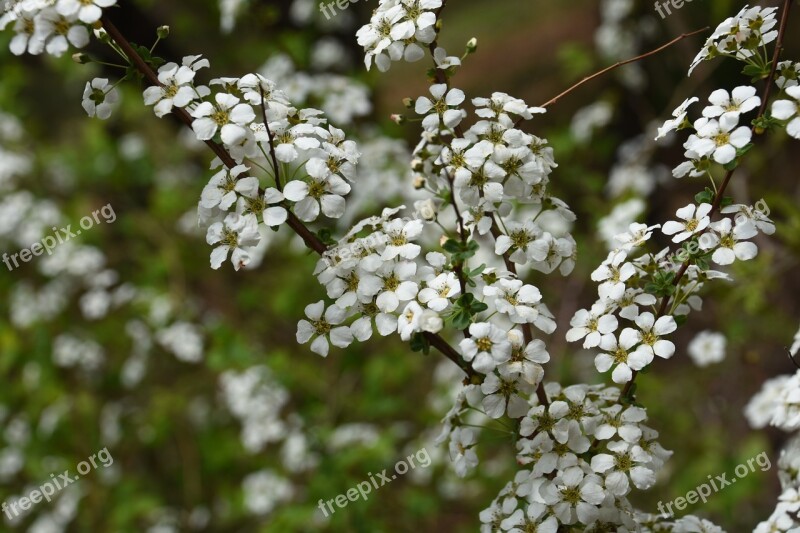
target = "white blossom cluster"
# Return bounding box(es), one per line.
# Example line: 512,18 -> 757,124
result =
569,73 -> 778,387
356,0 -> 442,72
136,54 -> 363,270
748,376 -> 800,531
437,381 -> 715,531
688,5 -> 779,76
0,0 -> 115,56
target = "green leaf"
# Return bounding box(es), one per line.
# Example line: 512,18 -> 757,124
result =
695,188 -> 714,204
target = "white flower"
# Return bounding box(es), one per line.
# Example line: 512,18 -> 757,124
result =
205,212 -> 261,270
539,466 -> 605,525
81,78 -> 118,120
701,217 -> 758,265
459,322 -> 512,374
688,330 -> 726,367
481,371 -> 533,419
415,83 -> 466,131
418,272 -> 460,312
381,218 -> 423,260
433,46 -> 461,69
191,93 -> 256,145
661,203 -> 712,243
594,404 -> 647,442
448,427 -> 478,478
613,222 -> 660,251
501,330 -> 548,385
361,261 -> 418,313
776,60 -> 800,89
772,85 -> 800,139
143,63 -> 199,117
686,116 -> 751,165
56,0 -> 116,24
8,8 -> 45,56
595,330 -> 647,384
721,202 -> 775,235
296,300 -> 353,357
702,86 -> 760,125
626,312 -> 677,361
494,221 -> 545,265
484,279 -> 543,324
36,8 -> 89,57
397,300 -> 424,341
566,303 -> 618,349
591,440 -> 656,495
268,121 -> 321,163
655,97 -> 698,140
283,159 -> 350,222
591,250 -> 636,300
200,164 -> 253,210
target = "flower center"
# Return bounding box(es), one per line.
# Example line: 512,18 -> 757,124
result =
383,273 -> 400,292
308,179 -> 327,199
475,337 -> 493,352
713,132 -> 731,146
211,109 -> 230,126
510,230 -> 532,250
312,319 -> 331,336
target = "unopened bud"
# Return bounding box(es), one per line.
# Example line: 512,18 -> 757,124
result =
157,25 -> 170,39
414,199 -> 437,221
466,37 -> 477,54
72,52 -> 90,64
413,175 -> 426,189
93,28 -> 109,42
439,234 -> 448,247
402,97 -> 414,109
411,158 -> 423,172
390,113 -> 405,124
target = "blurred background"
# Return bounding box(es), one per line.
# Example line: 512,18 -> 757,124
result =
1,0 -> 799,531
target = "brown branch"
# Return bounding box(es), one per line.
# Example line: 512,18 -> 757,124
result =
99,13 -> 474,378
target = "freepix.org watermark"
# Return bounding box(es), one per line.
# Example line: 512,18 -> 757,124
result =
2,203 -> 116,271
319,0 -> 369,20
317,447 -> 431,517
656,451 -> 771,517
2,447 -> 114,520
654,0 -> 699,19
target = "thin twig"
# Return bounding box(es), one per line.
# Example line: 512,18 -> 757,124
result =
258,86 -> 283,191
538,27 -> 709,109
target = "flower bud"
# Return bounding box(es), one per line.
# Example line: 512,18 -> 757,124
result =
402,97 -> 414,109
413,175 -> 426,189
466,38 -> 478,54
93,28 -> 109,42
72,52 -> 90,64
390,113 -> 405,124
157,25 -> 170,39
414,199 -> 437,221
419,310 -> 443,334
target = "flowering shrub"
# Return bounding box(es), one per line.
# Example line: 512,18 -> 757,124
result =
2,0 -> 800,531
